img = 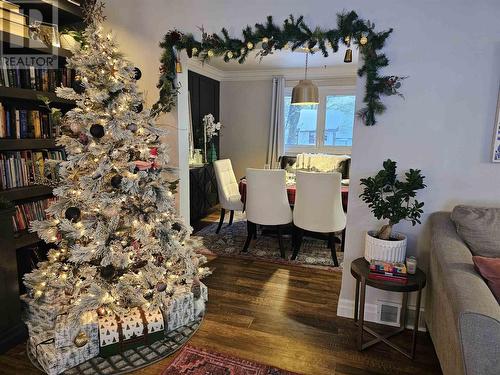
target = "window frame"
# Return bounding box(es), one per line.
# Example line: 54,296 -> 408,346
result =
283,85 -> 356,155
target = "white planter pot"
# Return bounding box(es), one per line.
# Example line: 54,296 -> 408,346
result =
364,231 -> 407,263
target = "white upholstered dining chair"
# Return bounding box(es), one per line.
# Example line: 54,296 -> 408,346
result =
213,159 -> 244,233
292,170 -> 346,266
243,168 -> 292,258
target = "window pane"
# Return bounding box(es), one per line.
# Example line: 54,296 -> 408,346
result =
324,95 -> 356,147
284,96 -> 318,147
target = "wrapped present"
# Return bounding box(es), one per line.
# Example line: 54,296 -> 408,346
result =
98,307 -> 164,357
29,330 -> 99,375
55,311 -> 98,349
21,294 -> 70,336
164,290 -> 195,331
191,281 -> 208,317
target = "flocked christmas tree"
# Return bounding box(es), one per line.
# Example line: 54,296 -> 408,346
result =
23,2 -> 209,333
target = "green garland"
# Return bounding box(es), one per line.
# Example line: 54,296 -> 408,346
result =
153,11 -> 405,126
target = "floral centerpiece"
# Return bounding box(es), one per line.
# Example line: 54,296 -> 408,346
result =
202,113 -> 221,163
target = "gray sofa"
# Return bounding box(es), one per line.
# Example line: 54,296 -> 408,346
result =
426,212 -> 500,375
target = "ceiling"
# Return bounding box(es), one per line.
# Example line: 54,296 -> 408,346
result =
206,44 -> 359,71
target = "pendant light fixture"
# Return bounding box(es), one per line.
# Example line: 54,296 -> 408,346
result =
291,52 -> 319,106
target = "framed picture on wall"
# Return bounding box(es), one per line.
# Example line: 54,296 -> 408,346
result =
492,88 -> 500,162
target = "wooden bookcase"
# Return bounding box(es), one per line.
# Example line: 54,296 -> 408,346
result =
0,0 -> 82,353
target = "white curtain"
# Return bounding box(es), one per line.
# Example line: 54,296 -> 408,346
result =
267,76 -> 285,168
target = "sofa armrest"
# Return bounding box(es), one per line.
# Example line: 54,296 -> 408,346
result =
430,212 -> 500,375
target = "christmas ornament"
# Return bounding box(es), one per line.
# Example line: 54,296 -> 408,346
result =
70,122 -> 82,133
156,282 -> 167,292
65,207 -> 81,222
226,51 -> 233,59
78,133 -> 89,145
246,41 -> 254,50
127,123 -> 138,132
133,67 -> 142,80
72,79 -> 85,94
100,265 -> 116,280
175,59 -> 182,73
262,37 -> 269,43
97,306 -> 107,317
111,174 -> 122,188
143,289 -> 154,300
90,124 -> 105,138
172,222 -> 183,232
73,331 -> 88,347
207,50 -> 214,57
191,47 -> 198,56
344,48 -> 353,63
134,160 -> 158,171
132,259 -> 148,270
360,35 -> 368,45
149,147 -> 158,158
155,255 -> 164,265
133,102 -> 143,113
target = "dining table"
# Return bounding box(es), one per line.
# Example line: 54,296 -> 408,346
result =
238,179 -> 349,212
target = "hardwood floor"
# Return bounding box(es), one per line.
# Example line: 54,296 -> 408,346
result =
0,254 -> 442,375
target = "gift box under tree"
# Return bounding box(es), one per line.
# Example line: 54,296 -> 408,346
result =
98,307 -> 164,357
165,289 -> 195,331
28,330 -> 99,375
54,311 -> 99,349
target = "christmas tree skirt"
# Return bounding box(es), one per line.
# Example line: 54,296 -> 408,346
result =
27,316 -> 203,375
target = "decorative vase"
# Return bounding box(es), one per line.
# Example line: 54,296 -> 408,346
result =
364,231 -> 407,263
208,142 -> 217,163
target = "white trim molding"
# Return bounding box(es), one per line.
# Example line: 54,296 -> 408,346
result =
186,59 -> 357,83
337,297 -> 427,332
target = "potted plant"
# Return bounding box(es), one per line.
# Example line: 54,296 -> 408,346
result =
359,159 -> 426,262
202,114 -> 221,163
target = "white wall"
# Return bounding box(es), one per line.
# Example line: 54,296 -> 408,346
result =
105,0 -> 500,320
220,80 -> 272,179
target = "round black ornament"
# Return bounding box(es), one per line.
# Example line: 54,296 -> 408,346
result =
65,207 -> 81,222
110,175 -> 122,188
132,259 -> 148,270
90,124 -> 105,138
72,79 -> 85,94
143,289 -> 154,300
133,67 -> 142,80
100,265 -> 115,280
172,222 -> 183,232
133,103 -> 143,113
127,124 -> 137,132
156,282 -> 167,292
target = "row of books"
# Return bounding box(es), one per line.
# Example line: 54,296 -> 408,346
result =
368,259 -> 408,284
0,66 -> 75,92
0,102 -> 60,139
0,149 -> 65,190
12,197 -> 56,232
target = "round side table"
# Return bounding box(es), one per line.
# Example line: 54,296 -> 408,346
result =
350,257 -> 426,359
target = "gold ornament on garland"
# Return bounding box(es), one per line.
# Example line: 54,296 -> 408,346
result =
262,37 -> 269,43
360,35 -> 368,45
226,51 -> 233,59
74,331 -> 88,347
192,47 -> 198,55
246,41 -> 254,50
207,50 -> 214,57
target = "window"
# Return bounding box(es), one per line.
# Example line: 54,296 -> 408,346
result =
283,87 -> 356,154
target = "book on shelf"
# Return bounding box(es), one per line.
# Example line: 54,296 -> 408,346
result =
12,196 -> 56,232
0,15 -> 28,38
0,1 -> 20,14
0,66 -> 75,92
368,272 -> 408,284
0,101 -> 58,139
0,149 -> 65,190
369,259 -> 407,277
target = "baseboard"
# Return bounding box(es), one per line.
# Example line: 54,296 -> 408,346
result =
337,297 -> 427,332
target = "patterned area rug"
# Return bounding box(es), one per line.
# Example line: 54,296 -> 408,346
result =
162,345 -> 300,375
188,212 -> 343,272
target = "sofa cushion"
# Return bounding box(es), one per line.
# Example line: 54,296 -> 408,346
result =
451,205 -> 500,257
473,256 -> 500,303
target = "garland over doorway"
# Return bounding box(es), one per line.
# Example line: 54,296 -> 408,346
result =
154,11 -> 405,126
